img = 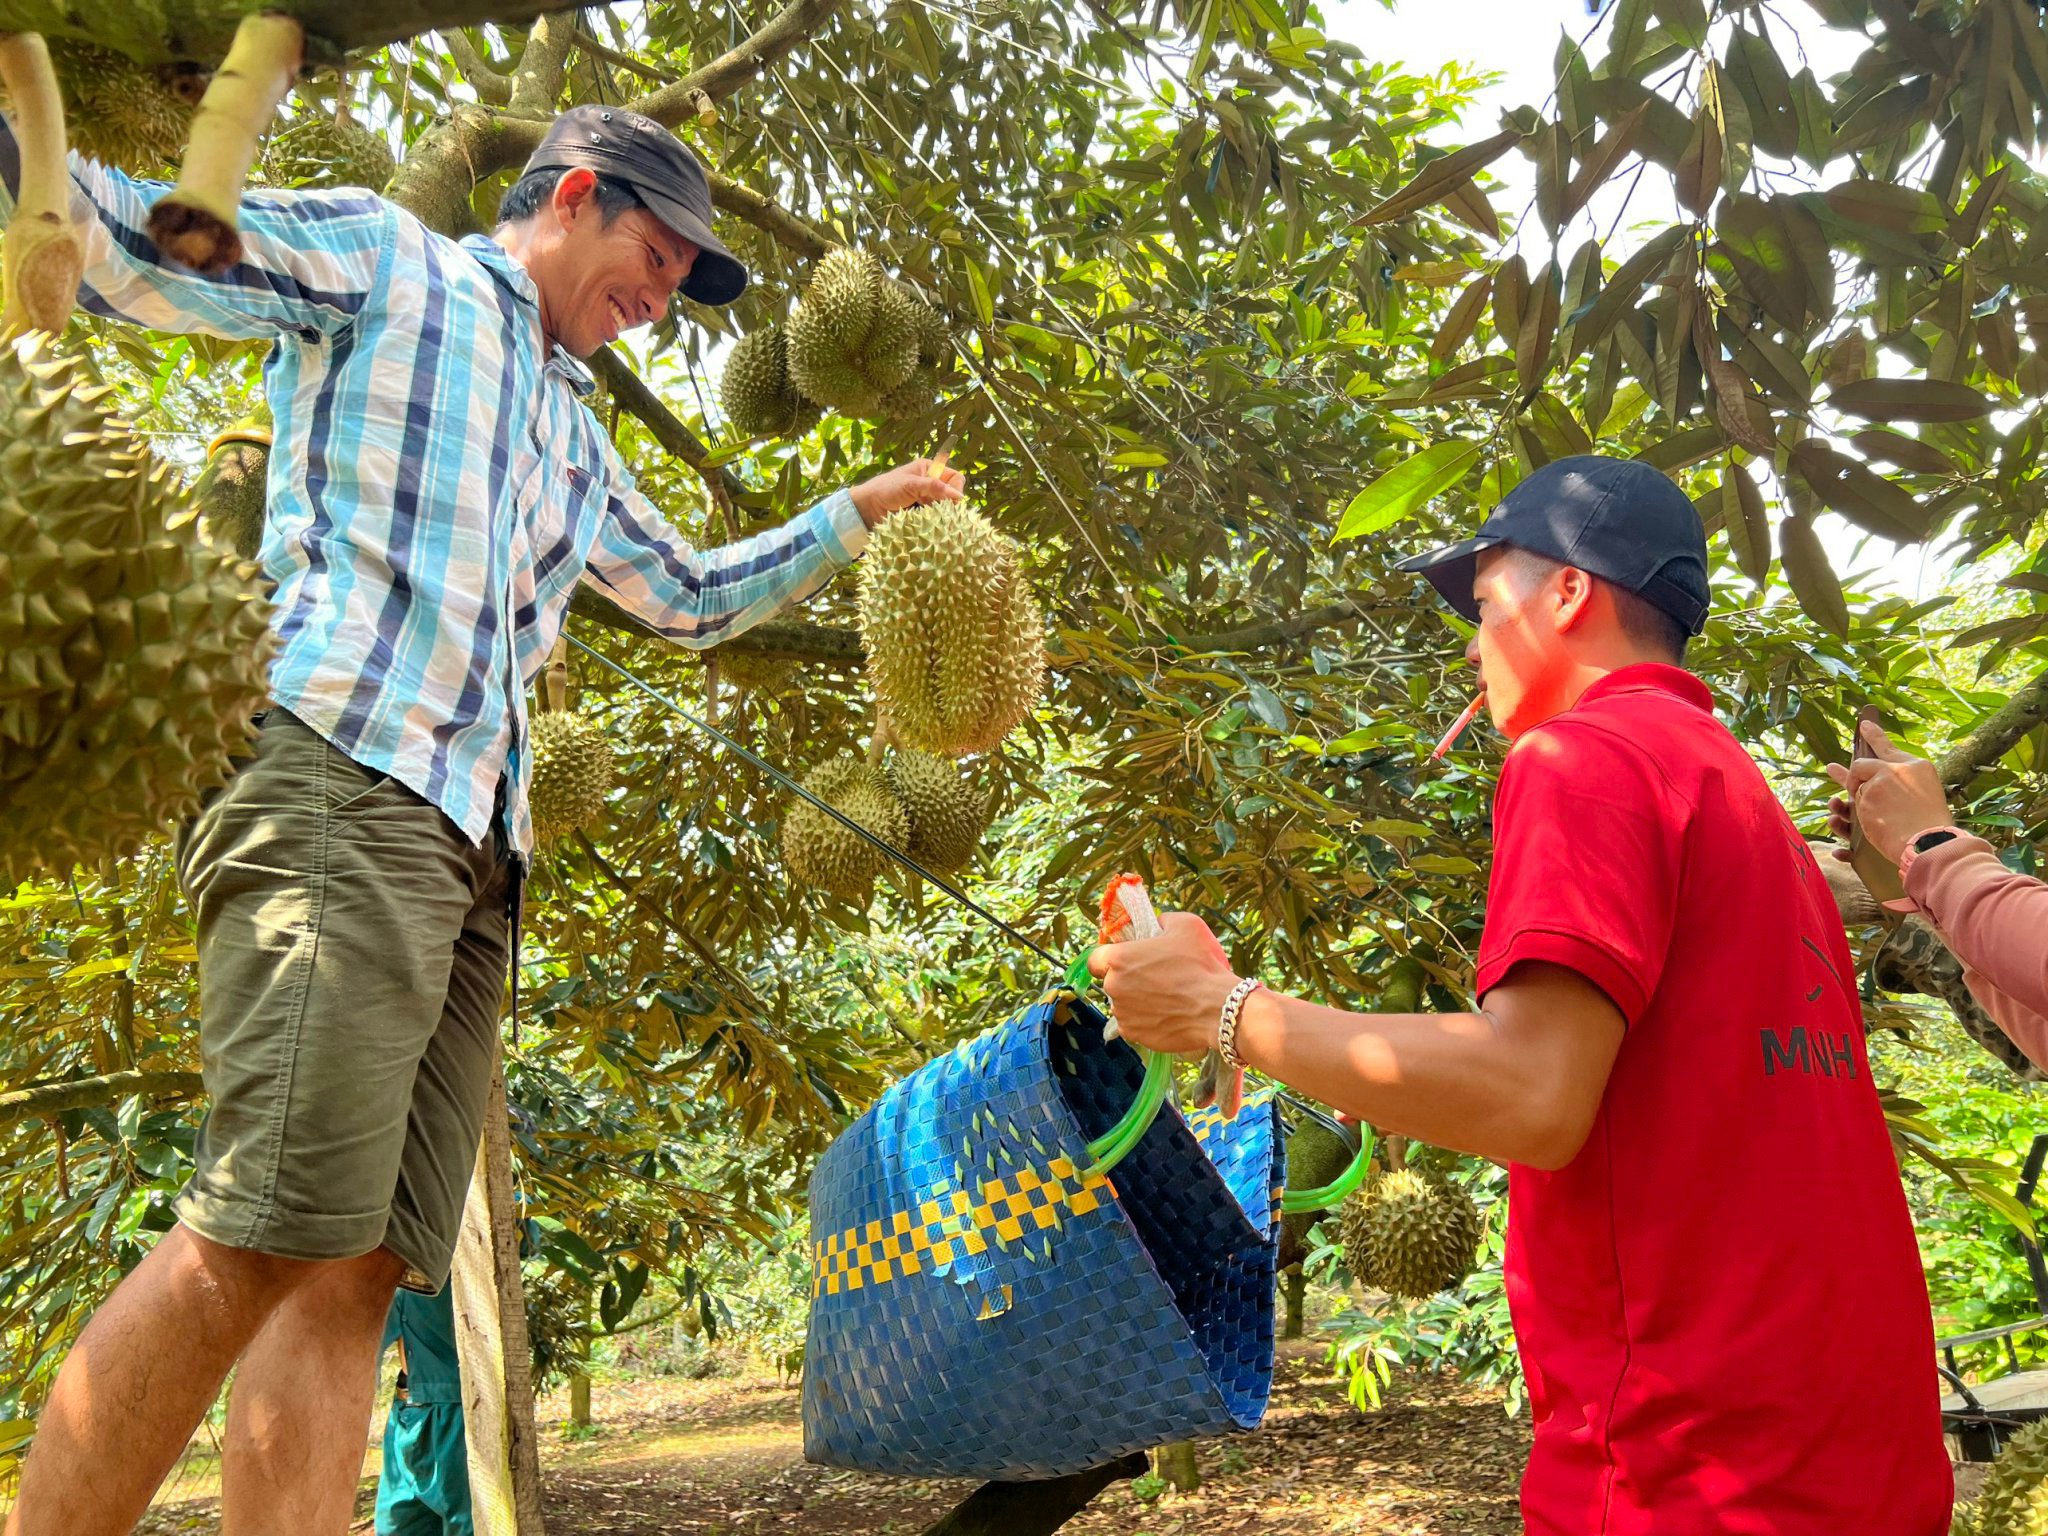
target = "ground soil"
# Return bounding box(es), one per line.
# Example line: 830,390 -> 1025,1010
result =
138,1342 -> 1532,1534
532,1342 -> 1530,1535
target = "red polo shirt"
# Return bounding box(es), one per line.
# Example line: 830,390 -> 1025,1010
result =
1477,665 -> 1950,1536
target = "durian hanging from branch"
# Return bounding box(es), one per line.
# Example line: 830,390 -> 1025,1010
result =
781,755 -> 908,902
194,399 -> 274,564
786,248 -> 923,418
527,639 -> 614,843
0,40 -> 205,176
886,748 -> 988,873
0,335 -> 275,887
261,103 -> 397,192
858,500 -> 1045,757
719,325 -> 822,440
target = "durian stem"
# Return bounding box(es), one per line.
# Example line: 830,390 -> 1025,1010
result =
0,32 -> 83,335
1383,1133 -> 1407,1172
543,636 -> 570,714
145,12 -> 303,274
867,712 -> 894,764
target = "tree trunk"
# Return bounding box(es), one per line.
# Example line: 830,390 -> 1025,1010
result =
917,1452 -> 1148,1536
1155,1440 -> 1200,1492
1282,1265 -> 1306,1340
567,1368 -> 591,1429
451,1056 -> 548,1536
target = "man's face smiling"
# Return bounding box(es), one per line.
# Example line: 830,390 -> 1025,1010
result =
539,170 -> 699,356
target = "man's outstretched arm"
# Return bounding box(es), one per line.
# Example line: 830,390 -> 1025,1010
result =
0,115 -> 390,340
1089,917 -> 1624,1171
581,452 -> 963,646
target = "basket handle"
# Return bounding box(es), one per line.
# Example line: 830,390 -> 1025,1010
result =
1064,952 -> 1173,1175
1279,1121 -> 1375,1213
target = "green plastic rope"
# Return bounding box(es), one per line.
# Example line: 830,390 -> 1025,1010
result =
1280,1125 -> 1375,1213
1064,948 -> 1173,1174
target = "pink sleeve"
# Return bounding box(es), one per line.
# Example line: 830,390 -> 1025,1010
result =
1906,835 -> 2048,1059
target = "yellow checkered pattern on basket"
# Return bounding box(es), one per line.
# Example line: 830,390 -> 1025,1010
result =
811,1155 -> 1114,1298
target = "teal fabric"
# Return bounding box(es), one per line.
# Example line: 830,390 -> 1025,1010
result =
377,1288 -> 471,1535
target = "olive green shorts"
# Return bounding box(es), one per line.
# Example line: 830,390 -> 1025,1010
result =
172,708 -> 513,1292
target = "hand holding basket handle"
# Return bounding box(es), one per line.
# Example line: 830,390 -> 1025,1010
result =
1095,876 -> 1245,1122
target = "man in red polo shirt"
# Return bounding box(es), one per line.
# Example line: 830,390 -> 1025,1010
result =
1089,455 -> 1951,1534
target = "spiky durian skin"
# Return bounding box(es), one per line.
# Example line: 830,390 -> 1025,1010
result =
1338,1169 -> 1482,1300
782,757 -> 908,901
1957,1419 -> 2048,1536
720,327 -> 821,439
261,119 -> 397,191
0,337 -> 275,888
876,286 -> 955,420
786,249 -> 920,418
40,41 -> 198,174
857,502 -> 1044,757
526,711 -> 614,841
885,750 -> 986,871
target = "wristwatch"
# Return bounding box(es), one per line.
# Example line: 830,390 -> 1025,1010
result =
1897,826 -> 1967,886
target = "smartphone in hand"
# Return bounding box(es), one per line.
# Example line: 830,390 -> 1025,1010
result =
1847,705 -> 1910,908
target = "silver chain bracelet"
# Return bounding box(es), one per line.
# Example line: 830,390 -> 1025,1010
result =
1216,976 -> 1263,1071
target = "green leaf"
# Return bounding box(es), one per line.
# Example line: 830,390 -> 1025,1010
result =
1334,441 -> 1481,542
1245,683 -> 1290,731
1108,448 -> 1170,468
965,260 -> 995,328
1825,378 -> 1992,423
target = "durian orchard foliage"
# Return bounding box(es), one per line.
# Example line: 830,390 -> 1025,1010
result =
4,0 -> 2048,1447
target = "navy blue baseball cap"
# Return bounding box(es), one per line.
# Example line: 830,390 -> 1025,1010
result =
1396,455 -> 1711,635
524,106 -> 747,306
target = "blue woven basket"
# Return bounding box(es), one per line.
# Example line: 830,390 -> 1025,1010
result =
801,988 -> 1283,1480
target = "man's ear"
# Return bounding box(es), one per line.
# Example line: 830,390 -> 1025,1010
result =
1552,565 -> 1598,634
551,167 -> 599,228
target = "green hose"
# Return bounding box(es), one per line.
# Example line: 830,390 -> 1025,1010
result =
1063,950 -> 1173,1174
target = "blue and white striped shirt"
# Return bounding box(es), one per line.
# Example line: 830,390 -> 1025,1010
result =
4,134 -> 865,858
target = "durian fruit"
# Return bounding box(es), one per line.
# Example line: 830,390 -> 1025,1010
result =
1339,1168 -> 1482,1300
526,711 -> 614,841
858,502 -> 1045,757
1953,1419 -> 2048,1536
719,327 -> 822,439
785,249 -> 920,418
876,285 -> 955,420
193,402 -> 272,563
261,117 -> 397,191
713,647 -> 796,696
1280,1116 -> 1361,1264
23,41 -> 203,175
885,749 -> 987,872
0,335 -> 275,889
781,757 -> 909,901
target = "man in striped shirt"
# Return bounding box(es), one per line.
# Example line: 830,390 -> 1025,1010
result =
3,106 -> 961,1534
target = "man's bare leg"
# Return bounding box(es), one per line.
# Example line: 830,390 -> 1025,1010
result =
4,1224 -> 314,1536
219,1244 -> 405,1536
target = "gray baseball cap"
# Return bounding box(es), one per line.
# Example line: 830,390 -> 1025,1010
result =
523,105 -> 748,306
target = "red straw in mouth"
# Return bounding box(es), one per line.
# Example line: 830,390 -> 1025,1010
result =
1429,692 -> 1487,761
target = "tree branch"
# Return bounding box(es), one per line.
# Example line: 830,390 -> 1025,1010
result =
587,347 -> 751,505
709,169 -> 835,261
1147,602 -> 1384,655
1,1070 -> 203,1129
1939,667 -> 2048,792
629,0 -> 850,128
573,28 -> 676,86
509,9 -> 579,115
441,28 -> 512,105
